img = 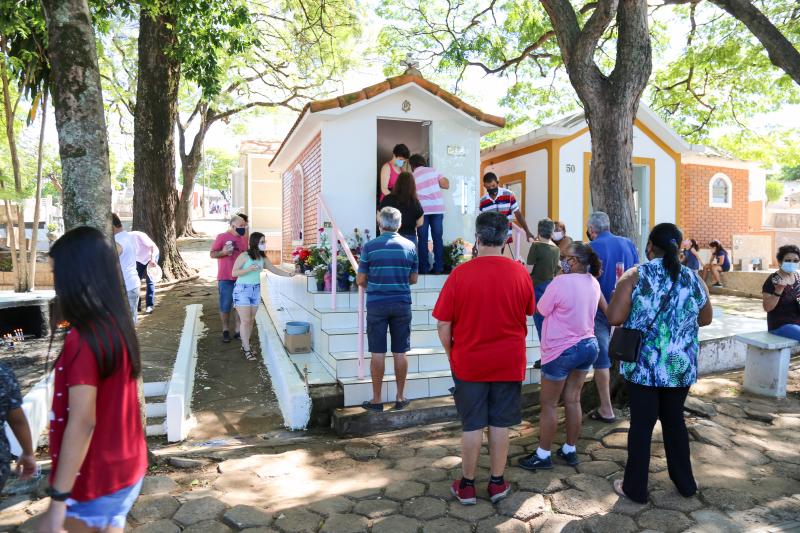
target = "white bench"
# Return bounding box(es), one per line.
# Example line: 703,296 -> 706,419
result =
735,332 -> 799,398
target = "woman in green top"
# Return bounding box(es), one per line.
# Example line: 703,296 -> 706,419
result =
527,218 -> 562,339
232,232 -> 295,360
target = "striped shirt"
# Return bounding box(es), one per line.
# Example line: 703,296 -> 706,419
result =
413,166 -> 445,214
479,187 -> 519,238
358,233 -> 418,306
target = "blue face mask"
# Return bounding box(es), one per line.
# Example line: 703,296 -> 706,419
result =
235,227 -> 246,236
394,158 -> 405,168
782,261 -> 799,273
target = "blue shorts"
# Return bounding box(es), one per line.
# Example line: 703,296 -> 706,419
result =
366,301 -> 412,354
542,338 -> 599,381
66,477 -> 143,529
593,311 -> 612,370
218,280 -> 235,313
233,283 -> 261,307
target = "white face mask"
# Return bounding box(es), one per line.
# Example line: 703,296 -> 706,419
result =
258,243 -> 267,251
782,261 -> 798,273
552,231 -> 564,241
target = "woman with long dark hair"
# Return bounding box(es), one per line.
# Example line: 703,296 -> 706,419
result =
231,232 -> 295,360
378,171 -> 424,245
701,239 -> 730,287
680,238 -> 702,272
39,226 -> 147,532
606,223 -> 713,504
518,242 -> 604,471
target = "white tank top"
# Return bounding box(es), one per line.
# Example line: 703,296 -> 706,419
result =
115,231 -> 141,292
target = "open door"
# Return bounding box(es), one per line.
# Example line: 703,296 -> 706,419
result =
376,118 -> 430,204
500,171 -> 526,216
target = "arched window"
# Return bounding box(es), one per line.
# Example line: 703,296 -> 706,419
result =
709,173 -> 732,208
290,165 -> 304,244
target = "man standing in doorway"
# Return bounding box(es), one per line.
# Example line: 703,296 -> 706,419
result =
357,207 -> 418,412
112,213 -> 142,324
435,211 -> 534,506
130,230 -> 159,314
409,154 -> 449,274
210,214 -> 248,343
586,211 -> 638,422
479,172 -> 534,247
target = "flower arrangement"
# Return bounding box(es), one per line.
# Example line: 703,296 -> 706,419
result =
291,246 -> 312,272
347,228 -> 371,255
443,238 -> 471,272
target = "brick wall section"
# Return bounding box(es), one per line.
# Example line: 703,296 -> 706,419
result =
679,163 -> 750,251
282,134 -> 322,262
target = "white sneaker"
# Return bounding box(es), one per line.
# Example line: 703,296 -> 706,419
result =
146,307 -> 154,314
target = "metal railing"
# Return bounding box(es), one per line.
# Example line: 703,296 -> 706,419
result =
318,198 -> 366,379
511,222 -> 526,260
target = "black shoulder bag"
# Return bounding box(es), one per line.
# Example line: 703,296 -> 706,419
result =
608,277 -> 676,364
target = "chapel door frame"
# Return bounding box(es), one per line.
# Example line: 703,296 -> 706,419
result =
499,171 -> 526,216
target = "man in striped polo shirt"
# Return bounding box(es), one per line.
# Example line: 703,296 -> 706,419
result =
479,173 -> 534,246
409,154 -> 449,274
357,207 -> 419,412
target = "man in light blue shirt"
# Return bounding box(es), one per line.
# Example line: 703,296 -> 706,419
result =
587,211 -> 639,422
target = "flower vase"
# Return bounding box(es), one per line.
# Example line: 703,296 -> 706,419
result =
316,279 -> 325,291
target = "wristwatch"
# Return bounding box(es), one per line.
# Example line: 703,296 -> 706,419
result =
45,486 -> 71,502
774,291 -> 784,297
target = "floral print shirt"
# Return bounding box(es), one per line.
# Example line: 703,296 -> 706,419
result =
621,259 -> 708,387
0,362 -> 22,467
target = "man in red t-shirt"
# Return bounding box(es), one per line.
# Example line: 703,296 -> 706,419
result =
433,211 -> 534,506
210,214 -> 248,342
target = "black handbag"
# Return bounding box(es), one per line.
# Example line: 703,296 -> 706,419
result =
608,278 -> 676,364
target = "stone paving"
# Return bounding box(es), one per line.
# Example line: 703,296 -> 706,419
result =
3,360 -> 799,532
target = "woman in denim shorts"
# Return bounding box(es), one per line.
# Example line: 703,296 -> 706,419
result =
519,242 -> 605,471
231,232 -> 296,360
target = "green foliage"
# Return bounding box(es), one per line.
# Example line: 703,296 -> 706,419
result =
714,127 -> 800,170
197,147 -> 237,192
766,180 -> 785,203
779,165 -> 800,181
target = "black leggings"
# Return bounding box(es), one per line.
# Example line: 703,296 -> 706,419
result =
622,382 -> 697,503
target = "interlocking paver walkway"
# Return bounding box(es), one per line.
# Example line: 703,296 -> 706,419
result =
4,344 -> 799,532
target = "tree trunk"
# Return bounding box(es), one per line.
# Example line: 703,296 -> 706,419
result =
710,0 -> 800,86
175,114 -> 209,238
29,92 -> 48,289
132,10 -> 192,281
0,45 -> 29,292
41,0 -> 112,233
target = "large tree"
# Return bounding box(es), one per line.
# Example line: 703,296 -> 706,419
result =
132,7 -> 190,280
41,0 -> 112,232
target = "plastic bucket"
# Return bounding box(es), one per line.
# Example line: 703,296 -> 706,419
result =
285,321 -> 310,335
147,263 -> 163,284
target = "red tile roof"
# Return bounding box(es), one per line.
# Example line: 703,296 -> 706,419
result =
271,74 -> 506,166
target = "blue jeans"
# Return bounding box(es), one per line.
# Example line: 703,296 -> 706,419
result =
593,310 -> 612,369
136,262 -> 155,309
770,324 -> 800,341
533,280 -> 551,339
417,214 -> 444,274
66,477 -> 143,529
542,338 -> 599,381
218,280 -> 236,313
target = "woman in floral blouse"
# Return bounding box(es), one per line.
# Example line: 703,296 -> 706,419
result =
606,223 -> 713,504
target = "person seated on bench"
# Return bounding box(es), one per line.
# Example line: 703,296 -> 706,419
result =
762,244 -> 800,341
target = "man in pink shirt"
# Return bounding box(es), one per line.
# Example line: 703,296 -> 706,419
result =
130,230 -> 159,314
409,154 -> 449,274
210,215 -> 248,343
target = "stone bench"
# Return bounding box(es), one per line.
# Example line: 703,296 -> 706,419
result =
735,331 -> 799,398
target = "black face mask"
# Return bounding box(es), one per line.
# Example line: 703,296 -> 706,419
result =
486,187 -> 498,196
235,227 -> 246,236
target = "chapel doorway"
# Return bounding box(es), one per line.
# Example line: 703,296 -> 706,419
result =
376,118 -> 430,205
632,164 -> 650,254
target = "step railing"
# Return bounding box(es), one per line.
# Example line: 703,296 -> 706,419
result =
511,222 -> 527,260
319,197 -> 366,379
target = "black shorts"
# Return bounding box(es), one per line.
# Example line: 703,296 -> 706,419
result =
452,374 -> 522,431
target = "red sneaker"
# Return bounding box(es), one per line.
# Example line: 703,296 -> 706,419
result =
450,480 -> 477,505
487,480 -> 511,503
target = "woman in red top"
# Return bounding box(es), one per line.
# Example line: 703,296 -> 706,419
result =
39,226 -> 147,533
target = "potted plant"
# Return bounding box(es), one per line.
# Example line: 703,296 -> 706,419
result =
46,223 -> 58,243
443,238 -> 470,273
336,256 -> 352,292
313,265 -> 327,292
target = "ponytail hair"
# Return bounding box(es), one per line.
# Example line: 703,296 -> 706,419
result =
569,242 -> 603,278
649,223 -> 683,281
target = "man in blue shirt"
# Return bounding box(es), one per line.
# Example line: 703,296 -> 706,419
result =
357,207 -> 419,412
587,211 -> 639,422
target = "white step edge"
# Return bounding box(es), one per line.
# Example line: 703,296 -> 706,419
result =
143,380 -> 169,398
165,304 -> 205,442
146,422 -> 166,437
255,304 -> 312,430
146,401 -> 167,418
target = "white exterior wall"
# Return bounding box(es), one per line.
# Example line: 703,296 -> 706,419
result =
320,89 -> 483,242
557,125 -> 677,239
482,149 -> 548,234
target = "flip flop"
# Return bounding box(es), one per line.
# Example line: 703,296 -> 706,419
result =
613,479 -> 627,498
394,399 -> 410,410
588,409 -> 617,423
